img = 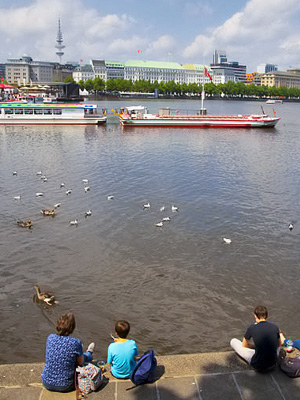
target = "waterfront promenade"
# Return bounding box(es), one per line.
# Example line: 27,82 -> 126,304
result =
1,352 -> 300,400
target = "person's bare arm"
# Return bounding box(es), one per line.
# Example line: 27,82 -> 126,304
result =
77,355 -> 84,366
242,337 -> 255,349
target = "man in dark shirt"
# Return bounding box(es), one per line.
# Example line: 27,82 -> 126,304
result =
230,305 -> 281,372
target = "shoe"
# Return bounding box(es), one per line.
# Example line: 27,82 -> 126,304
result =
87,342 -> 95,353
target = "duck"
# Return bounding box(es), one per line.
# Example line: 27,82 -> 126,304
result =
17,220 -> 33,228
54,203 -> 61,208
82,179 -> 89,185
84,186 -> 90,193
70,219 -> 78,226
34,285 -> 58,306
171,205 -> 178,212
156,221 -> 164,227
162,216 -> 170,221
85,210 -> 92,217
160,206 -> 165,212
143,203 -> 150,210
289,223 -> 294,231
66,189 -> 72,195
60,182 -> 65,188
107,195 -> 114,200
41,209 -> 55,216
223,237 -> 232,244
36,192 -> 44,197
13,171 -> 18,176
14,195 -> 21,200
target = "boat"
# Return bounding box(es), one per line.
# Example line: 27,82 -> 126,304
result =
0,102 -> 107,125
266,99 -> 283,104
119,106 -> 280,128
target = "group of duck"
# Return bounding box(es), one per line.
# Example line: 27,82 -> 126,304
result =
14,170 -> 95,229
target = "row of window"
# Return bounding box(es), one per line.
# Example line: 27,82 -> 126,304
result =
3,108 -> 62,115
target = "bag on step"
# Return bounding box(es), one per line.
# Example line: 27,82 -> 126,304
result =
279,349 -> 300,378
76,363 -> 103,395
130,349 -> 157,386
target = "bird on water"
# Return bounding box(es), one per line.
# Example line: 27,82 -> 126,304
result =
34,285 -> 58,306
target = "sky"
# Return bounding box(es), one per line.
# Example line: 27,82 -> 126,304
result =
1,0 -> 300,72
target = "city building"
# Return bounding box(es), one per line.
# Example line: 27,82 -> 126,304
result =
124,60 -> 212,84
257,63 -> 278,74
55,18 -> 65,64
105,61 -> 125,80
0,64 -> 5,81
261,69 -> 300,88
73,64 -> 94,82
91,60 -> 106,81
210,50 -> 246,83
246,72 -> 261,85
5,56 -> 75,84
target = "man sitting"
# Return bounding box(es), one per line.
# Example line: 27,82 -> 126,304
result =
230,305 -> 281,372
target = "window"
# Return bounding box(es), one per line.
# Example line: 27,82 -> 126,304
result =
14,109 -> 24,114
53,109 -> 62,115
4,109 -> 13,114
34,109 -> 43,115
43,109 -> 52,115
24,109 -> 33,115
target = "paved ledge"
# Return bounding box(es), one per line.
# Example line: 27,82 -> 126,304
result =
1,352 -> 300,399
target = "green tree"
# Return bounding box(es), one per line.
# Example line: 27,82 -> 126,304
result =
93,77 -> 105,93
84,79 -> 94,92
64,76 -> 75,83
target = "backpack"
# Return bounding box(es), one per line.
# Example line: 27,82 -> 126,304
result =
279,349 -> 300,378
76,363 -> 103,395
130,350 -> 157,386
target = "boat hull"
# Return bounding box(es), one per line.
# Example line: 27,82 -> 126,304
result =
120,116 -> 280,128
0,117 -> 107,125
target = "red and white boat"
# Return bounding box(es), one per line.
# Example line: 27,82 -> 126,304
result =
119,106 -> 280,128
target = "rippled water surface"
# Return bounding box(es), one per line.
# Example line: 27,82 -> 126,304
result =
1,99 -> 300,363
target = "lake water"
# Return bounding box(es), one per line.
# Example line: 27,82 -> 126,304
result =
1,98 -> 300,364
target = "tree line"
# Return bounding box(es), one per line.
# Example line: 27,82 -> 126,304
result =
64,76 -> 300,99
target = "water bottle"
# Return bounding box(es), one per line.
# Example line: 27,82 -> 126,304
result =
286,338 -> 293,353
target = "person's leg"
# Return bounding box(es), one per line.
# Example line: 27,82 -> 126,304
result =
83,342 -> 95,363
230,338 -> 255,364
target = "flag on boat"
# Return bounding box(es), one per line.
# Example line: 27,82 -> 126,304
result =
204,68 -> 212,81
137,49 -> 142,53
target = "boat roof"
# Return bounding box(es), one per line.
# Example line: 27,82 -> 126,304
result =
125,105 -> 146,111
0,102 -> 97,109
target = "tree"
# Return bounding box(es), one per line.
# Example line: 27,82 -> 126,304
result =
64,76 -> 75,83
84,79 -> 94,92
93,77 -> 105,93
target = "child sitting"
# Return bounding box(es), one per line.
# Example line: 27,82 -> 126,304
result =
107,320 -> 138,379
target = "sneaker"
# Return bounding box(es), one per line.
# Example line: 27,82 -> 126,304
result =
87,342 -> 95,353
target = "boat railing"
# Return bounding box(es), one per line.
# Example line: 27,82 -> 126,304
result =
158,108 -> 211,117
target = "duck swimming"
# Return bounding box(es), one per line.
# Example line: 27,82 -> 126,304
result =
41,209 -> 55,216
17,220 -> 33,228
34,285 -> 58,306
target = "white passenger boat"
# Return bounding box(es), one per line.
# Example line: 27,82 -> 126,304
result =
266,99 -> 283,104
119,106 -> 280,128
0,102 -> 107,125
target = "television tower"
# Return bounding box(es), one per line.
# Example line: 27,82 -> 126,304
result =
55,18 -> 65,63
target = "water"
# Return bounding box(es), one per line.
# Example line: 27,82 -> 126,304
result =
1,99 -> 300,363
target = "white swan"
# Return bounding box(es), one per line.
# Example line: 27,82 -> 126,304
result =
162,217 -> 170,221
13,171 -> 17,176
84,186 -> 90,192
171,205 -> 178,212
60,183 -> 65,188
66,189 -> 72,195
70,219 -> 78,226
160,206 -> 165,212
289,223 -> 294,231
143,203 -> 150,210
85,210 -> 92,217
107,195 -> 114,200
14,195 -> 21,200
156,221 -> 164,227
36,192 -> 44,197
82,179 -> 89,184
223,238 -> 232,244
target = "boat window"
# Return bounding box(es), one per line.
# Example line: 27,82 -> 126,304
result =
53,109 -> 62,115
43,109 -> 52,115
4,108 -> 14,114
85,108 -> 94,115
34,109 -> 43,115
14,109 -> 24,114
24,109 -> 34,115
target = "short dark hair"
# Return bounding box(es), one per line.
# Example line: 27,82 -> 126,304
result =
115,320 -> 130,338
254,305 -> 268,319
56,313 -> 76,336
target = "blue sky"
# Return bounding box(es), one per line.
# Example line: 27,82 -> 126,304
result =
1,0 -> 300,72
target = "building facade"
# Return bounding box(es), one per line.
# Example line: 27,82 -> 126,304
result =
5,56 -> 75,84
261,70 -> 300,88
210,50 -> 246,84
257,63 -> 278,74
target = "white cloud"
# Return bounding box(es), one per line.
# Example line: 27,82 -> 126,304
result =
145,35 -> 175,58
182,0 -> 300,70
